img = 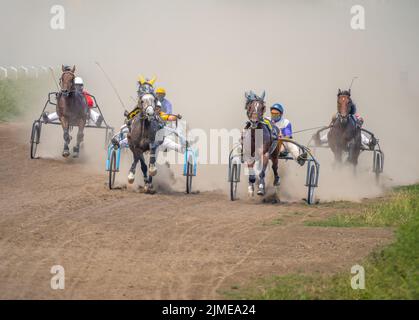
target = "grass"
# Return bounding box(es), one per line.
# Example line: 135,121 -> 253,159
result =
305,186 -> 417,228
225,185 -> 419,299
262,217 -> 283,226
0,78 -> 49,121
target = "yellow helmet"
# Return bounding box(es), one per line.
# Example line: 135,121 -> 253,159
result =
156,87 -> 166,95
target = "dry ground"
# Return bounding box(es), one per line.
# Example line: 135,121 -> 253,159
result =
0,123 -> 393,299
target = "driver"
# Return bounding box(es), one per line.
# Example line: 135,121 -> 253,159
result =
155,87 -> 173,114
42,77 -> 103,127
267,103 -> 307,166
113,85 -> 183,153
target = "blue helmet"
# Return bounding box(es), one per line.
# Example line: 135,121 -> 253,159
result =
271,103 -> 284,114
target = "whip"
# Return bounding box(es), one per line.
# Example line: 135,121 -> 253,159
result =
49,67 -> 60,91
95,61 -> 127,112
349,76 -> 359,91
293,126 -> 329,134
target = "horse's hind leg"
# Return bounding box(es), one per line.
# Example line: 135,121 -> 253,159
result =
73,120 -> 85,158
61,118 -> 70,157
247,162 -> 256,196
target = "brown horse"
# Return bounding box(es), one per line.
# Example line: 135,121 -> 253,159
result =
56,65 -> 87,158
242,91 -> 279,196
327,89 -> 362,166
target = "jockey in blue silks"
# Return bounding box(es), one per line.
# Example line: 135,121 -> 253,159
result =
266,103 -> 307,166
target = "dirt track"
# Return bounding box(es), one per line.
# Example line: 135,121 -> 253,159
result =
0,122 -> 394,299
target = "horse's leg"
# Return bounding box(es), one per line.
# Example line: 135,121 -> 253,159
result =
271,156 -> 280,186
138,152 -> 150,187
61,117 -> 71,157
148,143 -> 158,177
348,138 -> 361,175
257,153 -> 269,196
73,119 -> 85,158
247,161 -> 256,196
128,148 -> 140,184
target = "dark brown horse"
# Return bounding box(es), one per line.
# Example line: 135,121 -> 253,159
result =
242,91 -> 279,196
327,89 -> 362,166
56,65 -> 87,158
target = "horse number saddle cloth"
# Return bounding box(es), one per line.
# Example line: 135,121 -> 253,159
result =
127,107 -> 141,120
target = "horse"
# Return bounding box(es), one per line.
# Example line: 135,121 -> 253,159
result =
56,65 -> 87,158
242,91 -> 280,196
127,90 -> 162,192
327,89 -> 362,166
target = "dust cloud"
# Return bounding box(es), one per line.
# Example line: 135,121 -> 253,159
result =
1,0 -> 418,200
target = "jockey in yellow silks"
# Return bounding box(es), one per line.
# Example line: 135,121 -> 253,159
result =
113,77 -> 185,153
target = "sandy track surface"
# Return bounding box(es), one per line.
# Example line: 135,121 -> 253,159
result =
0,123 -> 393,299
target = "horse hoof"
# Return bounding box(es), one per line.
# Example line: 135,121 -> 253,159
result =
62,151 -> 70,158
149,166 -> 157,177
257,184 -> 265,196
248,186 -> 255,197
144,184 -> 155,194
128,172 -> 135,184
72,152 -> 79,158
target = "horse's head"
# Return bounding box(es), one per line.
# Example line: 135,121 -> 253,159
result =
140,93 -> 157,119
336,88 -> 352,122
59,65 -> 76,96
245,91 -> 266,128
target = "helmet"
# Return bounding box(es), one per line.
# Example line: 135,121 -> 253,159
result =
74,77 -> 84,85
271,103 -> 284,114
156,87 -> 166,95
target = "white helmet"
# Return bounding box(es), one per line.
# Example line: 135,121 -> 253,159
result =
74,77 -> 84,85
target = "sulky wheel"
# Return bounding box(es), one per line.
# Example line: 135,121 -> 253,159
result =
306,162 -> 317,205
373,151 -> 384,184
108,149 -> 117,189
186,160 -> 193,194
230,163 -> 240,201
30,120 -> 41,159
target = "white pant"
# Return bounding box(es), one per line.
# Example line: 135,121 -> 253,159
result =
118,127 -> 185,153
280,141 -> 301,159
159,135 -> 184,153
47,110 -> 100,125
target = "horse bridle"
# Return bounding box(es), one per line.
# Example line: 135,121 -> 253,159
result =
336,94 -> 352,122
59,71 -> 76,97
246,100 -> 265,129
